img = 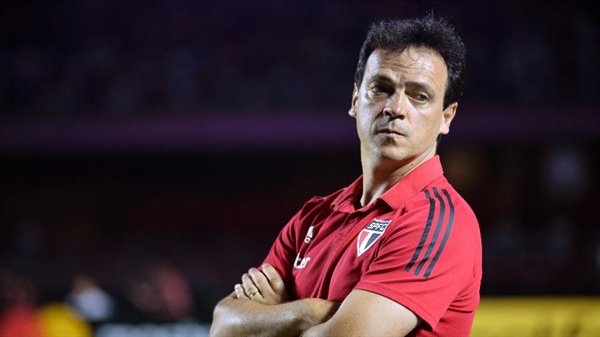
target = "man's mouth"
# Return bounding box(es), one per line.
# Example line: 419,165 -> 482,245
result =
377,127 -> 405,137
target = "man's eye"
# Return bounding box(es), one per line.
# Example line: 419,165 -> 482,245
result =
412,93 -> 429,102
371,85 -> 389,95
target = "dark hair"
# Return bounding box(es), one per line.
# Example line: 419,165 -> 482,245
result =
354,15 -> 466,109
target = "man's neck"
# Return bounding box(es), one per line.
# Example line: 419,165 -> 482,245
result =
359,153 -> 434,207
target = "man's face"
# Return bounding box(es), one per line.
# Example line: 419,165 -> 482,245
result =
350,46 -> 457,170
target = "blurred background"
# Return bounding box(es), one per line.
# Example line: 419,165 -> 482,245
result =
1,0 -> 598,336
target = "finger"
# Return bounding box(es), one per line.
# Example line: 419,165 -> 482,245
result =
234,284 -> 246,299
262,264 -> 286,295
241,273 -> 259,296
248,268 -> 270,294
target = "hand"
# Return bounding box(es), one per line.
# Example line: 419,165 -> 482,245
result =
234,263 -> 289,305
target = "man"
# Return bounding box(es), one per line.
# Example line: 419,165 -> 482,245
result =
210,15 -> 482,337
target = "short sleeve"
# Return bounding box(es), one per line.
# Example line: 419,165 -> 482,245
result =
261,212 -> 300,289
261,196 -> 326,292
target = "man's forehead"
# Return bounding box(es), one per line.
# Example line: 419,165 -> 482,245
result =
363,47 -> 448,87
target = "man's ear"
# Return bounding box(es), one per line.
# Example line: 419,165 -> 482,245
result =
349,85 -> 358,117
439,102 -> 458,135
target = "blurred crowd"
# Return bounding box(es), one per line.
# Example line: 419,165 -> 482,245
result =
0,263 -> 209,336
1,0 -> 597,120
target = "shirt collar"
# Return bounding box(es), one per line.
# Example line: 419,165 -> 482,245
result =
332,155 -> 444,213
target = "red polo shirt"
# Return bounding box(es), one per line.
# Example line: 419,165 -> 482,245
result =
263,155 -> 482,336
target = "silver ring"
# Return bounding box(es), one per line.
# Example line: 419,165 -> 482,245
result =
248,290 -> 261,299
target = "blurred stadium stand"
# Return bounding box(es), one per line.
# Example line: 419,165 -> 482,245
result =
1,1 -> 598,336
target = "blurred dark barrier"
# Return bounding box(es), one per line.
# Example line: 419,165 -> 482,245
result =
94,321 -> 210,337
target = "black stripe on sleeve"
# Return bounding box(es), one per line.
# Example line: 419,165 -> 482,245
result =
414,187 -> 446,276
423,189 -> 455,279
405,189 -> 436,273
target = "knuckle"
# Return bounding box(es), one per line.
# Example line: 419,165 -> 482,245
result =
249,268 -> 261,278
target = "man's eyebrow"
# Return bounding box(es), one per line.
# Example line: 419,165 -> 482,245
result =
368,76 -> 435,92
367,74 -> 394,84
405,81 -> 435,95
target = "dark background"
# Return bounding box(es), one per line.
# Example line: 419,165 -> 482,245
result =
1,0 -> 599,326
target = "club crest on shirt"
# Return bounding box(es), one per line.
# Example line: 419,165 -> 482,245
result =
357,218 -> 392,257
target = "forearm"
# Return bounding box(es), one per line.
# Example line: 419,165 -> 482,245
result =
209,293 -> 338,337
210,295 -> 304,337
301,289 -> 421,337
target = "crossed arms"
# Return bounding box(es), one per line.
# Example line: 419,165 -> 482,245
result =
209,264 -> 420,337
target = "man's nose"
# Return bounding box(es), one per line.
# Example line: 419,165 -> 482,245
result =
383,93 -> 406,118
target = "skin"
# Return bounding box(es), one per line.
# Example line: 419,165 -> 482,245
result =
210,45 -> 457,337
351,46 -> 457,207
209,264 -> 338,337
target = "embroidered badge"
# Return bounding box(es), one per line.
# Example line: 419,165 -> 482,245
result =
357,218 -> 392,256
